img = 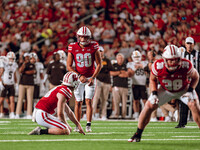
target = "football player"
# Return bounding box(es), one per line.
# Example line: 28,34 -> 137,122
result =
127,51 -> 148,120
0,52 -> 18,119
128,45 -> 200,142
28,72 -> 85,135
67,26 -> 102,132
29,52 -> 44,103
57,50 -> 67,66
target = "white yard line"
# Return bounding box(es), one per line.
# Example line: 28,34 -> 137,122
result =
172,136 -> 200,137
0,139 -> 200,142
0,121 -> 11,123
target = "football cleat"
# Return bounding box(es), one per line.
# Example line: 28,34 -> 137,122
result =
86,125 -> 92,132
175,125 -> 185,128
73,127 -> 80,132
28,127 -> 41,135
128,133 -> 141,142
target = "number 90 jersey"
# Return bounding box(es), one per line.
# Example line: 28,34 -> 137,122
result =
151,58 -> 194,92
68,41 -> 99,77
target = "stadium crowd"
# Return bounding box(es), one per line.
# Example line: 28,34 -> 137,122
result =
0,0 -> 200,121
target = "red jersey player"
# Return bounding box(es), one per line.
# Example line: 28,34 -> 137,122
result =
28,72 -> 85,135
128,45 -> 200,142
67,26 -> 102,132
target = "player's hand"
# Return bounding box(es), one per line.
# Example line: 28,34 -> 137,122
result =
149,95 -> 159,104
79,75 -> 88,83
78,125 -> 85,135
87,78 -> 94,86
68,126 -> 72,132
182,92 -> 194,102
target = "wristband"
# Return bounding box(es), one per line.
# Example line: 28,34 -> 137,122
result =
92,77 -> 95,80
152,91 -> 158,95
187,87 -> 194,92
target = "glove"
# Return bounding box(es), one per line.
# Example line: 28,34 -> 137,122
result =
149,94 -> 159,104
181,92 -> 194,102
0,81 -> 4,91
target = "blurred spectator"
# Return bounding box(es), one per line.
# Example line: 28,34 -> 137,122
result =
101,22 -> 116,45
29,52 -> 44,104
126,51 -> 148,120
19,36 -> 31,55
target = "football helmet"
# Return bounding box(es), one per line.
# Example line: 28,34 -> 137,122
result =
57,50 -> 66,61
99,46 -> 104,52
132,50 -> 141,63
29,52 -> 38,60
77,26 -> 91,46
162,45 -> 181,71
6,52 -> 16,65
62,72 -> 79,89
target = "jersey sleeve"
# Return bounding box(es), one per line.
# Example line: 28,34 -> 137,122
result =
58,87 -> 72,100
68,44 -> 73,53
92,42 -> 99,52
126,62 -> 131,69
151,61 -> 158,76
39,63 -> 44,73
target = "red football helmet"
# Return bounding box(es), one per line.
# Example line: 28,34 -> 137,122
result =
76,26 -> 91,46
162,45 -> 181,71
62,72 -> 79,88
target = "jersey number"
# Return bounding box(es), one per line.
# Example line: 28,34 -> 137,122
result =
76,53 -> 92,67
135,69 -> 145,76
9,71 -> 13,79
162,79 -> 182,91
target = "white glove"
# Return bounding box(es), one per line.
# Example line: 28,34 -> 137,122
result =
149,94 -> 159,104
181,92 -> 194,102
0,81 -> 4,91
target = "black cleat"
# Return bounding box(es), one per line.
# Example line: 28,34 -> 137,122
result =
175,125 -> 185,128
128,133 -> 141,142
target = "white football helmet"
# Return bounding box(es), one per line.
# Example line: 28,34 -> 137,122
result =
99,46 -> 104,52
77,26 -> 91,46
57,50 -> 66,61
162,45 -> 181,71
62,72 -> 79,89
6,52 -> 16,65
29,52 -> 38,60
132,50 -> 141,63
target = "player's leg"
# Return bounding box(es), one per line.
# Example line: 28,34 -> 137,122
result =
0,86 -> 7,118
0,97 -> 4,118
9,85 -> 16,119
132,86 -> 140,120
75,100 -> 82,122
85,79 -> 96,132
74,82 -> 84,131
188,99 -> 200,128
28,109 -> 70,135
128,87 -> 176,142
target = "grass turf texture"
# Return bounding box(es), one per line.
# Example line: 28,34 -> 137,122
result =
0,119 -> 200,150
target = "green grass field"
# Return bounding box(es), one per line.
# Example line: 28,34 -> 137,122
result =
0,119 -> 200,150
